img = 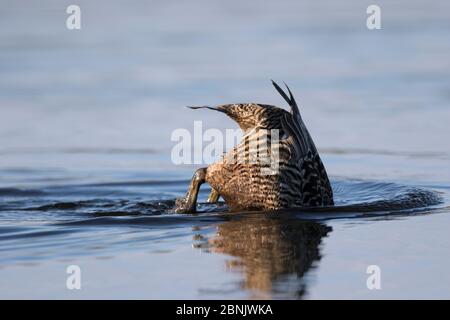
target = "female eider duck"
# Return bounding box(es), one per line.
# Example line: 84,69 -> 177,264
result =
175,80 -> 333,213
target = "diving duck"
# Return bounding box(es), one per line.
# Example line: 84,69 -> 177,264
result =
175,81 -> 333,213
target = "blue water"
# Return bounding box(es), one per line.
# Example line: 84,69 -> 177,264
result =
0,0 -> 450,299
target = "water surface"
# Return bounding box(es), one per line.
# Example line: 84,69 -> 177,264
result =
0,0 -> 450,299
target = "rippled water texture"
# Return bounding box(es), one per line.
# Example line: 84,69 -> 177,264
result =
0,0 -> 450,299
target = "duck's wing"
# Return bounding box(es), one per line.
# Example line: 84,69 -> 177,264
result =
272,81 -> 334,205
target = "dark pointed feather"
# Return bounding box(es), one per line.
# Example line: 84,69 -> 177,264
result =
271,80 -> 291,106
282,81 -> 301,119
187,105 -> 219,111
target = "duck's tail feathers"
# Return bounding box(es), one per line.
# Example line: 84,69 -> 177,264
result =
271,80 -> 301,119
186,105 -> 226,113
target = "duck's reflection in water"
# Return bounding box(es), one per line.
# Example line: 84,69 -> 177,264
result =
196,214 -> 332,299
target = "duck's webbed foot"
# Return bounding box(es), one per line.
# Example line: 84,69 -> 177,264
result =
207,188 -> 220,203
174,168 -> 206,214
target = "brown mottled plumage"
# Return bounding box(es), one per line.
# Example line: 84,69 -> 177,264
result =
174,81 -> 333,213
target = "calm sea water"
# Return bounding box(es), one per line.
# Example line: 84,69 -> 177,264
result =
0,0 -> 449,299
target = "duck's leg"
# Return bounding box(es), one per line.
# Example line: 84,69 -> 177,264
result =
174,168 -> 206,213
207,188 -> 220,203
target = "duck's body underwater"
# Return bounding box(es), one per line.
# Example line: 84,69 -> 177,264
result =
175,81 -> 333,213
